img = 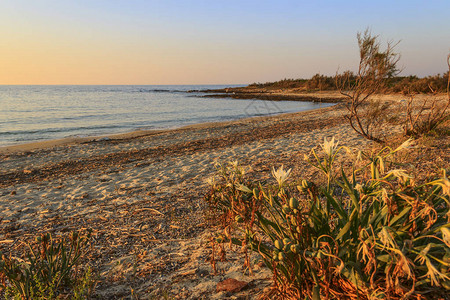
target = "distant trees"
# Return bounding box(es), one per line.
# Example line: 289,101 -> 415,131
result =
249,73 -> 448,94
389,72 -> 449,94
306,73 -> 335,90
249,29 -> 449,143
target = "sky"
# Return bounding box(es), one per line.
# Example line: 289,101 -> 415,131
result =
0,0 -> 449,85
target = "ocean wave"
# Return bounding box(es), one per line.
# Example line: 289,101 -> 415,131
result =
0,85 -> 329,147
0,124 -> 123,136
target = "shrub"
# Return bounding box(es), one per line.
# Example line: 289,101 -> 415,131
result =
389,73 -> 449,94
402,54 -> 450,137
306,74 -> 337,91
248,73 -> 449,94
336,29 -> 401,143
0,231 -> 95,299
206,138 -> 450,299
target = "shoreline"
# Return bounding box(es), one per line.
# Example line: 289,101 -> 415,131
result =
199,90 -> 346,103
0,103 -> 343,188
2,92 -> 446,298
0,101 -> 338,155
6,88 -> 440,153
1,100 -> 359,298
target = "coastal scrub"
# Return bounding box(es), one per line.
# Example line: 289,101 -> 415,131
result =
206,138 -> 450,299
0,231 -> 94,299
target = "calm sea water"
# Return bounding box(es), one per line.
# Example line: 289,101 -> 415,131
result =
0,85 -> 333,147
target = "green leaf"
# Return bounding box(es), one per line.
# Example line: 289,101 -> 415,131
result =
369,206 -> 388,227
340,169 -> 360,211
360,201 -> 374,227
323,189 -> 348,221
376,254 -> 391,263
312,285 -> 321,300
388,206 -> 411,227
336,220 -> 352,240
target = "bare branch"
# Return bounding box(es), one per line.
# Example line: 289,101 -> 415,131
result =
403,54 -> 450,136
335,29 -> 400,143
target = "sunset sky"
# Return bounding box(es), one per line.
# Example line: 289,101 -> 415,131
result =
0,0 -> 449,85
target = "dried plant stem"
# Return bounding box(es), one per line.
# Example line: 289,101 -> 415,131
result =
336,29 -> 400,143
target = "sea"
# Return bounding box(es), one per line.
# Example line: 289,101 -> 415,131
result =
0,85 -> 333,147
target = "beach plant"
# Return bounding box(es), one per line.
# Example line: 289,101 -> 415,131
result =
0,230 -> 95,299
402,54 -> 450,137
336,29 -> 401,143
206,138 -> 450,299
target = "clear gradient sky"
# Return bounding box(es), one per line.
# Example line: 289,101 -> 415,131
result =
0,0 -> 449,85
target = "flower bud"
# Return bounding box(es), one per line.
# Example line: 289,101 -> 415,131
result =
272,252 -> 279,261
235,215 -> 244,223
290,244 -> 300,254
274,240 -> 283,250
289,198 -> 299,209
282,205 -> 291,215
290,216 -> 297,226
301,180 -> 309,189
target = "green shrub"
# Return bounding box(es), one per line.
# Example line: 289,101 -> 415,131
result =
0,231 -> 95,299
206,138 -> 450,299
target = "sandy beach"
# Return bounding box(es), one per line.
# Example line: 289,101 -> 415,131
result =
1,1 -> 448,297
1,93 -> 447,298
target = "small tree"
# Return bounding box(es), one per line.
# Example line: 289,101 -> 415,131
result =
336,29 -> 401,143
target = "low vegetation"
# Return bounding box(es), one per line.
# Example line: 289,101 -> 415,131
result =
249,73 -> 449,95
206,138 -> 450,299
250,30 -> 450,144
339,31 -> 449,143
0,231 -> 94,299
336,29 -> 401,143
1,28 -> 448,300
402,55 -> 450,138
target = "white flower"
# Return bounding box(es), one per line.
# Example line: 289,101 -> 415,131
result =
433,176 -> 450,197
386,169 -> 413,181
422,258 -> 450,286
272,165 -> 292,187
343,146 -> 353,156
206,177 -> 216,186
356,150 -> 363,162
321,137 -> 339,157
441,227 -> 450,248
236,184 -> 252,193
394,138 -> 415,152
378,227 -> 397,250
355,184 -> 364,194
415,244 -> 431,265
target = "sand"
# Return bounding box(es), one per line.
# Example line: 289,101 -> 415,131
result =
0,93 -> 426,298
